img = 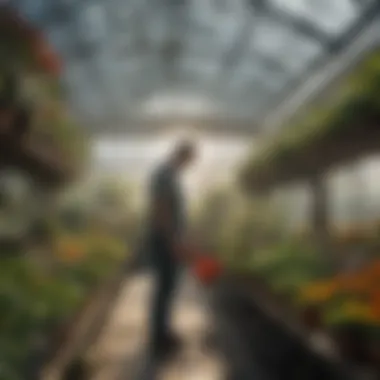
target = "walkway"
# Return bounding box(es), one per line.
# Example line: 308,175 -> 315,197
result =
88,272 -> 225,380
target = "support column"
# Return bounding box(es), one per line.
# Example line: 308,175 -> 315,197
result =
309,174 -> 330,252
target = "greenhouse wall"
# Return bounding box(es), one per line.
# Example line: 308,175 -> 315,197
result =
273,155 -> 380,231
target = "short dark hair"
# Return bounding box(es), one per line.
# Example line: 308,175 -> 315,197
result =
174,140 -> 196,160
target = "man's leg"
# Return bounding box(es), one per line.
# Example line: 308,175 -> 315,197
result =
150,258 -> 179,358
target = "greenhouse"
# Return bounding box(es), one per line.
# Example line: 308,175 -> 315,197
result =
1,0 -> 380,379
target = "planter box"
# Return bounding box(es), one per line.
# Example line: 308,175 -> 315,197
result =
208,273 -> 356,380
32,261 -> 132,380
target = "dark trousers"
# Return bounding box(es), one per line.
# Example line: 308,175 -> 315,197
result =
149,234 -> 179,353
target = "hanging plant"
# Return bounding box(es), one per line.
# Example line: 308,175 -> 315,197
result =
0,8 -> 35,70
0,6 -> 62,77
242,49 -> 380,188
31,32 -> 62,77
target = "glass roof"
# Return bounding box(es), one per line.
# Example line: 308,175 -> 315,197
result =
9,0 -> 380,134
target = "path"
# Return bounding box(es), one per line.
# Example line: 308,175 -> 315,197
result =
87,272 -> 225,380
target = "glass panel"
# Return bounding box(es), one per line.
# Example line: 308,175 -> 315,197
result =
269,0 -> 360,36
76,4 -> 107,44
251,16 -> 322,74
354,0 -> 376,10
12,0 -> 377,124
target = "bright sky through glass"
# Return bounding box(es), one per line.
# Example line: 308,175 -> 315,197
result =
12,0 -> 375,133
92,131 -> 252,193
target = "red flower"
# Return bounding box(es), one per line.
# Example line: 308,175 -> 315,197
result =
32,34 -> 62,76
1,7 -> 62,75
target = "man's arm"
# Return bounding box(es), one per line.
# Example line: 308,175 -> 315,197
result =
151,168 -> 189,260
153,196 -> 189,260
153,195 -> 176,243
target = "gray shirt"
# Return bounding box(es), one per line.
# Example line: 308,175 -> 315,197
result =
148,162 -> 186,237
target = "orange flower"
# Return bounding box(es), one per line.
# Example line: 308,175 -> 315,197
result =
32,33 -> 62,76
300,280 -> 336,303
334,273 -> 353,290
351,272 -> 372,292
370,290 -> 380,320
56,239 -> 85,264
369,260 -> 380,278
63,246 -> 83,262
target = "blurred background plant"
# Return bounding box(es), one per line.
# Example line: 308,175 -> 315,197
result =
0,172 -> 136,379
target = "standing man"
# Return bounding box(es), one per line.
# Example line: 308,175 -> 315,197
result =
147,140 -> 197,361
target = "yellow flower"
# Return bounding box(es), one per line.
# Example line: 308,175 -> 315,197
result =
300,281 -> 336,303
341,300 -> 378,323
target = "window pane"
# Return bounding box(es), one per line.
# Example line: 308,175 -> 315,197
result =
269,0 -> 359,36
252,17 -> 322,73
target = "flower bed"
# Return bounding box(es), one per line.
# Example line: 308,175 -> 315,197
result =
225,239 -> 380,369
0,230 -> 127,380
299,259 -> 380,329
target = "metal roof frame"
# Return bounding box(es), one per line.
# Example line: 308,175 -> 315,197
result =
10,0 -> 380,135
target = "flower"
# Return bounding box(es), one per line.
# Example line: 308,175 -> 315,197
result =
338,300 -> 378,324
339,272 -> 372,293
369,260 -> 380,278
300,280 -> 336,303
56,238 -> 86,264
370,290 -> 380,320
32,32 -> 62,76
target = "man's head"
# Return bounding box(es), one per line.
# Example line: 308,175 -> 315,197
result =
171,140 -> 197,170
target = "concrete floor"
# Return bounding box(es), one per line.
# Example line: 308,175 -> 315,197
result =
88,273 -> 225,380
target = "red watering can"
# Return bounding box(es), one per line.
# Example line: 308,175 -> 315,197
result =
191,253 -> 223,286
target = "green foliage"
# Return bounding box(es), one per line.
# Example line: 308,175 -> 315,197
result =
0,220 -> 128,378
193,188 -> 235,251
242,49 -> 380,185
0,16 -> 35,72
194,187 -> 287,273
0,8 -> 88,171
58,206 -> 88,234
0,257 -> 84,377
246,241 -> 330,294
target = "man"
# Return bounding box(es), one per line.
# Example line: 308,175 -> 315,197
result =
147,140 -> 197,360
